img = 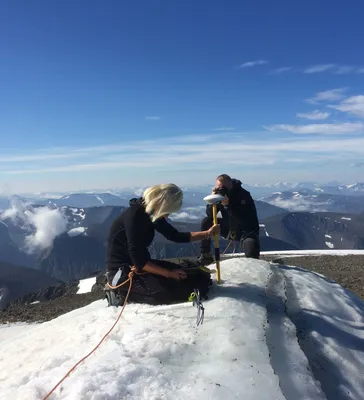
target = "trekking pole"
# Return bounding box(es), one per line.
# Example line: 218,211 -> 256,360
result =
203,193 -> 225,284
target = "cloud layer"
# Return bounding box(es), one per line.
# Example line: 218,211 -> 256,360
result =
296,110 -> 330,120
238,60 -> 268,68
266,122 -> 364,135
328,95 -> 364,118
304,64 -> 336,74
1,85 -> 363,192
0,199 -> 68,253
306,88 -> 348,104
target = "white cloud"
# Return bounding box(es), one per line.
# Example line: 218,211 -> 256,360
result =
296,110 -> 330,120
306,88 -> 348,104
328,95 -> 364,118
169,206 -> 206,222
213,127 -> 236,131
145,116 -> 161,121
2,133 -> 364,189
0,199 -> 68,253
357,68 -> 364,74
265,122 -> 364,135
304,64 -> 336,73
270,67 -> 293,75
266,196 -> 330,212
334,66 -> 355,74
238,60 -> 268,68
24,207 -> 68,253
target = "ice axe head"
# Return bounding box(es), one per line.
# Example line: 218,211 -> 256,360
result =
203,194 -> 225,204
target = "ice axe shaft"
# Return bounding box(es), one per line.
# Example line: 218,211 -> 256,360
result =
212,203 -> 221,283
203,194 -> 225,284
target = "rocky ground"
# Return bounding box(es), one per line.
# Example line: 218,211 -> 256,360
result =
1,255 -> 363,325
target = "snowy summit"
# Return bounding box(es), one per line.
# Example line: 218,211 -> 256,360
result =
1,257 -> 364,400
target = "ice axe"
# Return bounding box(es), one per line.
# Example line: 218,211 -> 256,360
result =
203,193 -> 225,284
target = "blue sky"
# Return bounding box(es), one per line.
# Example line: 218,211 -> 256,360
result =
0,0 -> 364,194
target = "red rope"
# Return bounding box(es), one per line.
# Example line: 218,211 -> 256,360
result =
41,271 -> 134,400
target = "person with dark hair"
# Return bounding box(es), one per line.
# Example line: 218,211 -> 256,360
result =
104,183 -> 220,306
197,174 -> 260,265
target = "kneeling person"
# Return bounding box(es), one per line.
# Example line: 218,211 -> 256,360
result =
105,183 -> 220,306
198,174 -> 260,265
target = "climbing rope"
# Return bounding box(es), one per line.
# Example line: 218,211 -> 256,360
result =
41,265 -> 206,399
41,269 -> 135,400
222,239 -> 232,255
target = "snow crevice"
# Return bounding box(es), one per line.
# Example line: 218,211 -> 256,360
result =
265,265 -> 325,399
283,267 -> 364,400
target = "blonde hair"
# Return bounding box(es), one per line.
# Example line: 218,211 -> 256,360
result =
142,183 -> 183,222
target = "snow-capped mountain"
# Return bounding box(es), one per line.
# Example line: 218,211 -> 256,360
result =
241,182 -> 364,198
339,182 -> 364,194
38,192 -> 129,208
261,212 -> 364,251
260,189 -> 364,214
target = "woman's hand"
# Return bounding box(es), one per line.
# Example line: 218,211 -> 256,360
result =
168,269 -> 187,280
207,224 -> 220,237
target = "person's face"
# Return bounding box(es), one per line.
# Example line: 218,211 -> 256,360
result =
215,179 -> 232,190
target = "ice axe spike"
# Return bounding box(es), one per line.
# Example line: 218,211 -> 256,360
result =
203,194 -> 225,284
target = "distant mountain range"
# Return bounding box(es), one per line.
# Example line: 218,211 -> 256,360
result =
244,182 -> 364,198
0,262 -> 60,309
261,212 -> 364,251
260,189 -> 364,214
1,181 -> 364,211
1,188 -> 364,306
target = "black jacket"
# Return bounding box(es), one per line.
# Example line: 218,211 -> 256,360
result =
106,198 -> 191,272
206,179 -> 259,236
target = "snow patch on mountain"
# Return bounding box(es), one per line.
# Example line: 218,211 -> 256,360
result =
95,195 -> 104,205
77,277 -> 97,294
67,227 -> 86,237
260,223 -> 270,237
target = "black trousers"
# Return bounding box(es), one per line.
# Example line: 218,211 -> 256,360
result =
106,259 -> 212,305
200,216 -> 260,259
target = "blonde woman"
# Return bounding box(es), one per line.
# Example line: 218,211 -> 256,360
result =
105,183 -> 219,305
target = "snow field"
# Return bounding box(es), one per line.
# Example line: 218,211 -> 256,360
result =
0,256 -> 363,400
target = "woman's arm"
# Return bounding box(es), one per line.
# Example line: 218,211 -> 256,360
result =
189,224 -> 220,242
189,230 -> 210,242
142,261 -> 187,280
154,217 -> 220,243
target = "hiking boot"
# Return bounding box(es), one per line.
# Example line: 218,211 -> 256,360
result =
197,253 -> 214,266
104,284 -> 125,307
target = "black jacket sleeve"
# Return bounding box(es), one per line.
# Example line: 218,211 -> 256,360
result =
153,218 -> 191,243
206,203 -> 229,220
245,193 -> 260,233
123,209 -> 151,270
